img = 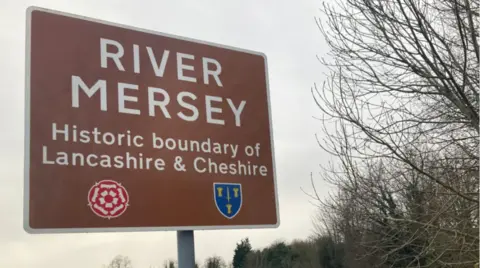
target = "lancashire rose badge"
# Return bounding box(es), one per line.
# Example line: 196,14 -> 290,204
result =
88,180 -> 129,219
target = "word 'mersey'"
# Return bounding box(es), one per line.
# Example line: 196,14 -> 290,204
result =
70,38 -> 247,127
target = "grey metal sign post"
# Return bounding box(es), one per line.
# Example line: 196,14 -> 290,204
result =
177,230 -> 195,268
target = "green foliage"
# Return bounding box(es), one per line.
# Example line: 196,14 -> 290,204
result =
316,237 -> 344,268
241,237 -> 345,268
263,241 -> 293,267
106,235 -> 347,268
289,239 -> 321,268
233,238 -> 252,268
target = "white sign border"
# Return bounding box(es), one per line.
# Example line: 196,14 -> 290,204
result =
24,5 -> 280,234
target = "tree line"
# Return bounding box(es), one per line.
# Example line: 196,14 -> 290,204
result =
310,0 -> 478,266
103,0 -> 478,267
103,236 -> 346,268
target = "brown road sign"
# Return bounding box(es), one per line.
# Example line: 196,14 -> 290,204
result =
24,6 -> 279,233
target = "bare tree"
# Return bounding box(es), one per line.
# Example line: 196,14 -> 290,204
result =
204,256 -> 227,268
314,0 -> 479,202
311,0 -> 479,267
106,255 -> 133,268
163,259 -> 177,268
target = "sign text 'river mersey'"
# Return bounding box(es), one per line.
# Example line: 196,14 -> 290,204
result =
41,37 -> 268,177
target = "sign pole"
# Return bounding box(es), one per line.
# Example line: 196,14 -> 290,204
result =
177,230 -> 195,268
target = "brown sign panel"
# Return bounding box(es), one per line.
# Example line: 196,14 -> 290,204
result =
24,6 -> 279,233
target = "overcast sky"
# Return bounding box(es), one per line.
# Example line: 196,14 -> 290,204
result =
0,0 -> 332,267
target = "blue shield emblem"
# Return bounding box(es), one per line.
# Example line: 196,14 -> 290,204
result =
213,183 -> 242,219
